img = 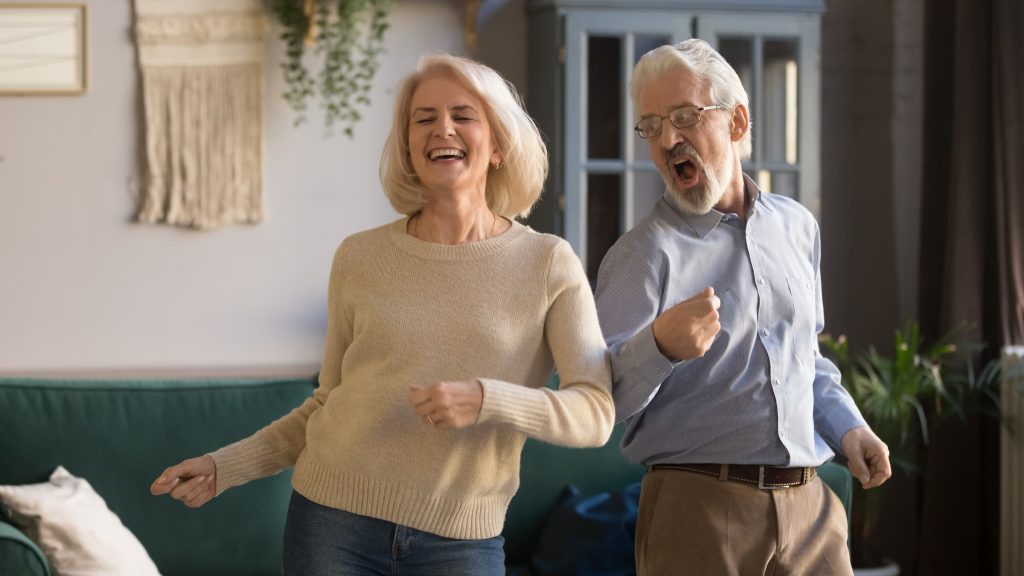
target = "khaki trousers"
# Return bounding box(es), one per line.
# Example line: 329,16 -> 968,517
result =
636,468 -> 853,576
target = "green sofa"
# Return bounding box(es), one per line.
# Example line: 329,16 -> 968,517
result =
0,376 -> 851,575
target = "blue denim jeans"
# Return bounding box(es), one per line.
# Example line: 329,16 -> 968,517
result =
282,490 -> 506,576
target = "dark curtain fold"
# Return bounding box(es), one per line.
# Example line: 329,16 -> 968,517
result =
918,0 -> 1024,573
993,0 -> 1024,346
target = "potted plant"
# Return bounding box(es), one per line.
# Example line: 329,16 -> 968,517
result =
271,0 -> 394,135
820,323 -> 1003,575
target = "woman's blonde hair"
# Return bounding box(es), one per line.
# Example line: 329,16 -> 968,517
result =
379,53 -> 548,218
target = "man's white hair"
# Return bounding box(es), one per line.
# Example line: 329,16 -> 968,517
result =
630,39 -> 752,159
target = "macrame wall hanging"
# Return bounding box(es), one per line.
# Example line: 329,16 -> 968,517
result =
133,0 -> 267,230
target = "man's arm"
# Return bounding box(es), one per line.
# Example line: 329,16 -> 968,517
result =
595,247 -> 719,422
806,225 -> 891,488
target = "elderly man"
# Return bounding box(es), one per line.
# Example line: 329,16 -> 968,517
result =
595,39 -> 891,575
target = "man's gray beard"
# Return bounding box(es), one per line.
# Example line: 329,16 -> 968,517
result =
662,162 -> 725,215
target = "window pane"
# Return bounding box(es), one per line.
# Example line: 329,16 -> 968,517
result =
634,34 -> 671,163
587,36 -> 621,160
719,37 -> 753,102
764,39 -> 798,165
587,173 -> 621,280
719,37 -> 754,163
633,34 -> 670,64
757,170 -> 798,199
632,171 -> 665,228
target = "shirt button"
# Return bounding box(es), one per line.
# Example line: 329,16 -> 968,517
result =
774,378 -> 781,386
758,277 -> 766,285
762,328 -> 769,336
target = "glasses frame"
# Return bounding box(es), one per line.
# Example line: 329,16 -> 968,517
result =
634,104 -> 730,139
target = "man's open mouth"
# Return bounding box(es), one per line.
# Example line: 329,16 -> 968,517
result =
672,157 -> 700,188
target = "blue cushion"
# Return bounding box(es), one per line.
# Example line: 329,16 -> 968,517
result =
527,483 -> 641,576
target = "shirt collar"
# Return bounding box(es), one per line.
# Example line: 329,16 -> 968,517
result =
662,172 -> 770,238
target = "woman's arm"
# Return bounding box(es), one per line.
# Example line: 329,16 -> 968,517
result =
476,240 -> 615,447
152,242 -> 355,504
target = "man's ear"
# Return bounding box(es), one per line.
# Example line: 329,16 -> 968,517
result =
730,104 -> 750,143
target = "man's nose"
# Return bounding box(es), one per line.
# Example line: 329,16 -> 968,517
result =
659,119 -> 683,150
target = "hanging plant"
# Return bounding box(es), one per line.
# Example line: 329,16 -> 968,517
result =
272,0 -> 393,136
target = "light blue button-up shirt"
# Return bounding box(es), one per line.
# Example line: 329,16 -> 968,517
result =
595,174 -> 866,468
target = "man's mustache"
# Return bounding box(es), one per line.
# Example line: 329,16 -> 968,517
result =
665,141 -> 703,168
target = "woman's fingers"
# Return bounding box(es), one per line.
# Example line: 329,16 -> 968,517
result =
150,456 -> 217,509
150,461 -> 193,495
170,474 -> 208,501
409,380 -> 483,429
182,478 -> 214,508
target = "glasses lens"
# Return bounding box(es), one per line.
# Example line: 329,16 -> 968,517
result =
636,118 -> 660,138
669,108 -> 699,129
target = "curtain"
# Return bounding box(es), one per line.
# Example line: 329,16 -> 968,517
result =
993,0 -> 1024,347
917,0 -> 1024,572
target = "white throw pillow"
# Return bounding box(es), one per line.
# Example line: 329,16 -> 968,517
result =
0,466 -> 161,576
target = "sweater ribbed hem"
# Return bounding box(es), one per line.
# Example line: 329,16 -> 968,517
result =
291,454 -> 511,540
387,218 -> 529,261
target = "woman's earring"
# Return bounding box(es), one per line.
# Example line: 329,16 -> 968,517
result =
492,159 -> 502,170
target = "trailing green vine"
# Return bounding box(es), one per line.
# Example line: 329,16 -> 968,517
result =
272,0 -> 393,136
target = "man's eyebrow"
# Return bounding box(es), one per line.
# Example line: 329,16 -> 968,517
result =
638,102 -> 698,118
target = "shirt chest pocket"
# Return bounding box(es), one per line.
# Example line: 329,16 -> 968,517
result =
785,273 -> 817,366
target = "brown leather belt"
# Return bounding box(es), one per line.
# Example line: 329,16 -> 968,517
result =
649,463 -> 816,489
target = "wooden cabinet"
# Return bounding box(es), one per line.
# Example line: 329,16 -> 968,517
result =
525,0 -> 824,279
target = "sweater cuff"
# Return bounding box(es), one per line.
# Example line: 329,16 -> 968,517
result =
207,434 -> 283,496
476,378 -> 550,431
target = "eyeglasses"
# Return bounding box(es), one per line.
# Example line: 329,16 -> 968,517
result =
634,105 -> 730,139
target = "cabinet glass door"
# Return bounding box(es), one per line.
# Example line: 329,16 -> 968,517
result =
563,11 -> 691,279
697,14 -> 821,217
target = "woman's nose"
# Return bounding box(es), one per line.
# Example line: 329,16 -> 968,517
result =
434,116 -> 455,138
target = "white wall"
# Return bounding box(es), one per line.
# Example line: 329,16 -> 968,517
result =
0,0 -> 468,375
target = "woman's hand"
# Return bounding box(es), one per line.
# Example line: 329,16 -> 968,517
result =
410,380 -> 484,430
150,455 -> 217,508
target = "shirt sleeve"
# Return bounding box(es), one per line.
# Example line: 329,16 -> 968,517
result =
808,224 -> 867,453
209,242 -> 354,494
594,245 -> 679,422
476,239 -> 615,448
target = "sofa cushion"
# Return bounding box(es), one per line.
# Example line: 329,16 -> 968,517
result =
0,377 -> 314,576
0,466 -> 159,576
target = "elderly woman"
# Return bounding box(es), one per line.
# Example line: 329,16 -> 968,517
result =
150,53 -> 614,575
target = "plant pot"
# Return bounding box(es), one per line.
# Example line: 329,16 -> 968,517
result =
853,559 -> 900,576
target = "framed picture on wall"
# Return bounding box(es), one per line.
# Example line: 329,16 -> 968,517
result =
0,4 -> 87,95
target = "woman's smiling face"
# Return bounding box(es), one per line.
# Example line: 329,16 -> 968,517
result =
407,73 -> 499,200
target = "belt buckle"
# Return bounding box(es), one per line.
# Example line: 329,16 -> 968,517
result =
757,465 -> 789,490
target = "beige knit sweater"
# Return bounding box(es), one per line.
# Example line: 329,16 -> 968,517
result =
210,218 -> 614,539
